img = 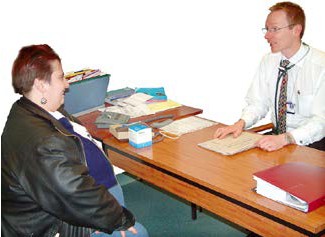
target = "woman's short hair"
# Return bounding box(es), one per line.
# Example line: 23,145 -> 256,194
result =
12,44 -> 61,95
269,1 -> 306,39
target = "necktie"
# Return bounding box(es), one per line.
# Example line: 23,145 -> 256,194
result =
277,59 -> 290,134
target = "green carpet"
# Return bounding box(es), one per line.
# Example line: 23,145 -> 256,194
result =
117,173 -> 248,237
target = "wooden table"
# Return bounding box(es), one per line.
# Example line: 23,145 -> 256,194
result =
78,105 -> 203,141
79,107 -> 325,237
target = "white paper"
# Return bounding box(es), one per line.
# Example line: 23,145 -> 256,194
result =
160,116 -> 216,136
198,132 -> 263,155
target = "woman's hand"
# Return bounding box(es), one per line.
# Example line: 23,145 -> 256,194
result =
93,226 -> 138,237
120,226 -> 138,237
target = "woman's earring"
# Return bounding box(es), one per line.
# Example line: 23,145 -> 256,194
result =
41,97 -> 47,104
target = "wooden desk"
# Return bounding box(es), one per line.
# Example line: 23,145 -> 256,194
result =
77,105 -> 202,141
79,108 -> 325,237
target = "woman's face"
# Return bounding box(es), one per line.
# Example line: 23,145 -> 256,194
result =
43,60 -> 69,111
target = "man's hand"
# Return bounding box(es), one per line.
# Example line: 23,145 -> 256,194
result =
214,119 -> 245,139
255,133 -> 294,151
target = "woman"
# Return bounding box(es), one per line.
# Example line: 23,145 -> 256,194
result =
1,44 -> 148,237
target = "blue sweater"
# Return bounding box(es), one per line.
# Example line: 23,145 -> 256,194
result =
59,117 -> 117,189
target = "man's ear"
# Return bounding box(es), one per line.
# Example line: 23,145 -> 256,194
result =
293,24 -> 303,37
33,78 -> 48,93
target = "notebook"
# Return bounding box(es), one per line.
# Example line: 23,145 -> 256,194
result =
253,162 -> 325,212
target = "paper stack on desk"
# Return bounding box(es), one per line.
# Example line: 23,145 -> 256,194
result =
147,100 -> 182,113
198,132 -> 262,155
160,116 -> 216,136
65,69 -> 103,83
253,162 -> 325,212
103,93 -> 154,118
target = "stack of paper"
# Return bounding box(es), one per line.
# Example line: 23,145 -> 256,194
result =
103,93 -> 155,118
160,116 -> 216,136
65,69 -> 103,83
198,132 -> 262,155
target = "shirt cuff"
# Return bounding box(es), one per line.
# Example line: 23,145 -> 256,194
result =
289,129 -> 309,146
240,115 -> 254,129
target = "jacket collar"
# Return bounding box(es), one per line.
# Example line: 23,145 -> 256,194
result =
17,96 -> 73,133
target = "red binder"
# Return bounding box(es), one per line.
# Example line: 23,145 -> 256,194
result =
253,162 -> 325,212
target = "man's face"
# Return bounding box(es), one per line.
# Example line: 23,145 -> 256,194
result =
264,10 -> 299,57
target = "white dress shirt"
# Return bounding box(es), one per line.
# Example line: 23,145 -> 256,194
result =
241,43 -> 325,145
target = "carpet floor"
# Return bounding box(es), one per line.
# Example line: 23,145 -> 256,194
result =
117,173 -> 248,237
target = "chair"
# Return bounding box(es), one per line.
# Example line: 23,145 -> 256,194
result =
247,123 -> 274,134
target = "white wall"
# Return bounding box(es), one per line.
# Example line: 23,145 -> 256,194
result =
1,0 -> 324,133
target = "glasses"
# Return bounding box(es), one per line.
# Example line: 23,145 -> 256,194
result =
262,24 -> 295,34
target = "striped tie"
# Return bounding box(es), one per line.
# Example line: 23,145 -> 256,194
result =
277,59 -> 290,134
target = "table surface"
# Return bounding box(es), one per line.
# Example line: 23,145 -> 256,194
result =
79,106 -> 325,237
77,105 -> 203,141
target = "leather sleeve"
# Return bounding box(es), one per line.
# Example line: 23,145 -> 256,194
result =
115,207 -> 136,231
19,133 -> 134,234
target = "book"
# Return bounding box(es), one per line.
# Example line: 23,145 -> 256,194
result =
253,162 -> 325,212
198,132 -> 262,155
94,111 -> 130,128
105,87 -> 135,103
109,124 -> 129,141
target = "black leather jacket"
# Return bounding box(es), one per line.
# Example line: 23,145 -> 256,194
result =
1,97 -> 135,237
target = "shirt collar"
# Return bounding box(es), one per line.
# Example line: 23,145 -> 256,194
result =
49,111 -> 66,120
282,43 -> 309,67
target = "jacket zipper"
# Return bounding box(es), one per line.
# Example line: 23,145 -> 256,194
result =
55,126 -> 118,186
54,126 -> 89,168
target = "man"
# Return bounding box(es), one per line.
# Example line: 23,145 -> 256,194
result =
215,1 -> 325,151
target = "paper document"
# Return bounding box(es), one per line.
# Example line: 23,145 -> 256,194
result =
102,93 -> 155,118
147,100 -> 182,113
160,116 -> 216,136
103,104 -> 154,118
198,132 -> 262,155
122,93 -> 153,106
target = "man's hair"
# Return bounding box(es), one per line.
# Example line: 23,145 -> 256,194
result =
12,44 -> 61,95
269,1 -> 305,38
